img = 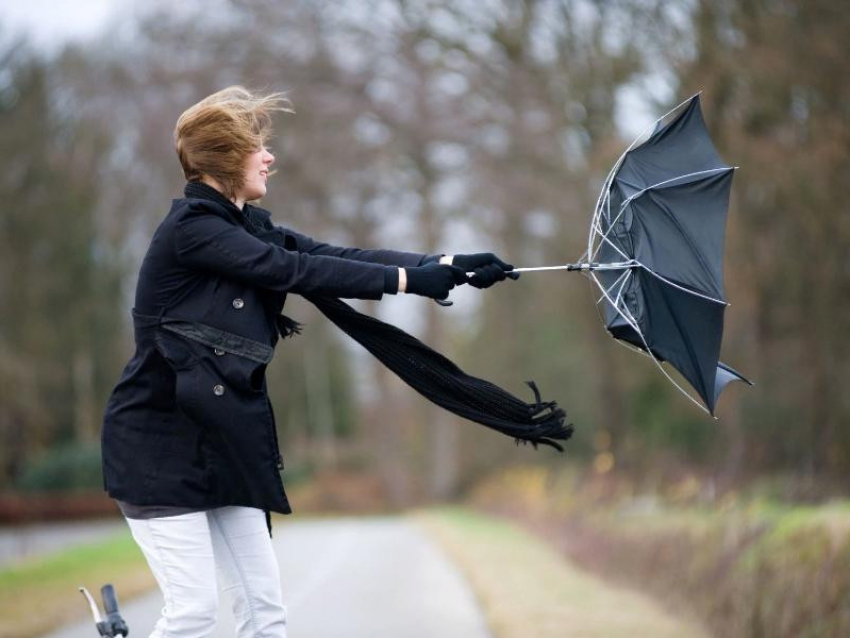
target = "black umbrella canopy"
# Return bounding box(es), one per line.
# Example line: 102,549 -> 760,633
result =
593,94 -> 751,414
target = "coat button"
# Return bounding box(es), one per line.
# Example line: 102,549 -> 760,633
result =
214,347 -> 225,356
213,384 -> 225,396
232,298 -> 245,309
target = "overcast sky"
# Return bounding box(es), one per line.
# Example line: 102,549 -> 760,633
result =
0,0 -> 120,55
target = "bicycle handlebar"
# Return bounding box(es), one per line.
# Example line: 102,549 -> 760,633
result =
78,583 -> 129,637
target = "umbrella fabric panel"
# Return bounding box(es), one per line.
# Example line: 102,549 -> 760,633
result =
628,169 -> 734,300
619,96 -> 730,188
607,309 -> 644,350
714,362 -> 753,407
638,270 -> 726,414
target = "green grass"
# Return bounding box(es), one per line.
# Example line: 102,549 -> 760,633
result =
0,529 -> 154,638
409,504 -> 710,638
0,531 -> 141,588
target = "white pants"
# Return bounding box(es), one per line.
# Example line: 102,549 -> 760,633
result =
124,506 -> 288,637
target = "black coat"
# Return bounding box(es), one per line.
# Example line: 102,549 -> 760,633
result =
101,181 -> 434,531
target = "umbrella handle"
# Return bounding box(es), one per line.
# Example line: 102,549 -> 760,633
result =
430,268 -> 505,305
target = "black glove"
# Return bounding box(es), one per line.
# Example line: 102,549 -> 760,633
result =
404,263 -> 468,300
452,252 -> 520,289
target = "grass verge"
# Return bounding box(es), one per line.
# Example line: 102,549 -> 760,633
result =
0,529 -> 154,638
409,504 -> 710,638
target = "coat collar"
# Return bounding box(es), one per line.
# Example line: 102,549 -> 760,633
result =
183,180 -> 275,236
184,180 -> 244,216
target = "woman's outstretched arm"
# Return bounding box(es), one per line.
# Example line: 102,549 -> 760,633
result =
280,226 -> 452,268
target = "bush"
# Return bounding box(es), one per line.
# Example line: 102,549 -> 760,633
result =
14,441 -> 104,492
468,465 -> 850,637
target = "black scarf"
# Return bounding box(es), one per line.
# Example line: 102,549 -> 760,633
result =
185,181 -> 573,452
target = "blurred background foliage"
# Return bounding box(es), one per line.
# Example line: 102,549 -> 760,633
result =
0,0 -> 847,501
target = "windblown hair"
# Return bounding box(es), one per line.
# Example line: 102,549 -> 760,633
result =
174,85 -> 295,199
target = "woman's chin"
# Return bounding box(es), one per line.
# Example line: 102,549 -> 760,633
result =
249,185 -> 267,201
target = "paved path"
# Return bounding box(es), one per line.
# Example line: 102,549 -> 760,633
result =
43,515 -> 493,638
0,518 -> 124,569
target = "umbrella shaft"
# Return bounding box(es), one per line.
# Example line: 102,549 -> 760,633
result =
510,262 -> 637,273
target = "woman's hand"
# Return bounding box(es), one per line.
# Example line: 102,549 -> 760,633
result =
402,263 -> 468,300
450,252 -> 520,289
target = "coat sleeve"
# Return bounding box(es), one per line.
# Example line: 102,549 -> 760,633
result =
283,227 -> 442,268
174,202 -> 389,299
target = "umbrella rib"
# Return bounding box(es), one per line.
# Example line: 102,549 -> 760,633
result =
591,184 -> 635,265
590,159 -> 627,261
590,183 -> 621,261
597,269 -> 628,305
586,268 -> 650,359
611,333 -> 652,357
612,269 -> 633,308
596,268 -> 632,306
590,187 -> 632,264
590,161 -> 623,259
589,270 -> 643,338
592,223 -> 632,263
591,207 -> 632,264
635,261 -> 728,306
619,167 -> 733,208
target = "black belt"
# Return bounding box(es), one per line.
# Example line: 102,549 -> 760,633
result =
132,308 -> 274,364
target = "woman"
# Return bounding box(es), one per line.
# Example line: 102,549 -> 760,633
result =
99,85 -> 516,637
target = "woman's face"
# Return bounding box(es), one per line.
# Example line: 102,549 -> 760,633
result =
237,145 -> 275,202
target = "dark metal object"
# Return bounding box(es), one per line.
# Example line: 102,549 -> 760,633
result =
79,584 -> 129,637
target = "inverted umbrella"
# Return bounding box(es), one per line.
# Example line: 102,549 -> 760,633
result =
512,93 -> 752,415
